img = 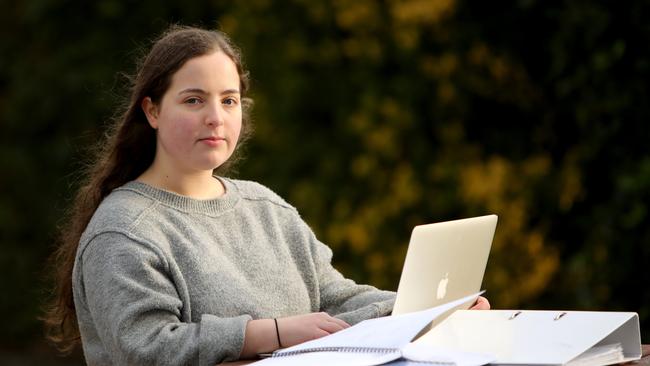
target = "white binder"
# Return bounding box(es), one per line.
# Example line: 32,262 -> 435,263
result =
415,309 -> 642,365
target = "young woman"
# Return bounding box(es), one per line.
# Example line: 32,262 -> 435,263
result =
44,25 -> 489,365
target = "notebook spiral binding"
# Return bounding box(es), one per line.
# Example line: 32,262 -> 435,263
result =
272,346 -> 401,358
272,346 -> 458,365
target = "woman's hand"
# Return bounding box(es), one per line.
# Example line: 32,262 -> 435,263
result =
240,313 -> 349,358
276,312 -> 350,348
469,296 -> 490,310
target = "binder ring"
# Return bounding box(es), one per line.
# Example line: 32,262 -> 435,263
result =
508,311 -> 522,320
554,312 -> 567,321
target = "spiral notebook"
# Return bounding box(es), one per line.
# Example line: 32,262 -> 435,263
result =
252,292 -> 495,366
261,343 -> 494,366
264,343 -> 495,366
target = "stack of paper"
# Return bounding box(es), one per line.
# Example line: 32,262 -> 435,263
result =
566,343 -> 624,366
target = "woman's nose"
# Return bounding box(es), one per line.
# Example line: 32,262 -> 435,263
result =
205,103 -> 225,126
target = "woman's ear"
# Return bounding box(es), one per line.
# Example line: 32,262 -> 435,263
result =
141,97 -> 159,129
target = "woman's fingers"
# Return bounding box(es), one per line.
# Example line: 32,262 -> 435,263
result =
328,316 -> 351,329
470,296 -> 490,310
314,313 -> 350,334
318,319 -> 347,334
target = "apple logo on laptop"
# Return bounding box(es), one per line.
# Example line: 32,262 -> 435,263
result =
436,272 -> 449,300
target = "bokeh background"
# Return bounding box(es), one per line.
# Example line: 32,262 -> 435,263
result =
1,0 -> 649,364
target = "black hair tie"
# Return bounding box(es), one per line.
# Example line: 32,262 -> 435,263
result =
274,318 -> 283,348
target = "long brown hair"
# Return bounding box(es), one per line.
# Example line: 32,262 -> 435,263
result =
43,25 -> 253,353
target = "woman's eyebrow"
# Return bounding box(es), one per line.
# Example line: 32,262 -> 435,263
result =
178,88 -> 207,95
220,89 -> 240,95
178,88 -> 240,96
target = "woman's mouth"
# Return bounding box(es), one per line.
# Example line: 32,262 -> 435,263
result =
198,136 -> 225,147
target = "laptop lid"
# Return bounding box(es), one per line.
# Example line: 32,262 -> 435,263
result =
392,214 -> 498,315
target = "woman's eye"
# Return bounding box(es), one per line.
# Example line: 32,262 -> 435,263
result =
185,97 -> 202,105
223,97 -> 239,106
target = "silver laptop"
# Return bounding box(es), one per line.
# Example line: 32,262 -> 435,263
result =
392,214 -> 498,315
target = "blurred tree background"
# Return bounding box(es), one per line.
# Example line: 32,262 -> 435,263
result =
1,0 -> 649,363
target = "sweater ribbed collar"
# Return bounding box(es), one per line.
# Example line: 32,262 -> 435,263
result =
119,177 -> 240,216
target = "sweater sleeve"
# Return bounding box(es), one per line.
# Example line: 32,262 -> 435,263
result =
302,224 -> 396,325
74,231 -> 251,366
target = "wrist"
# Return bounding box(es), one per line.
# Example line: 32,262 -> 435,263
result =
241,318 -> 277,359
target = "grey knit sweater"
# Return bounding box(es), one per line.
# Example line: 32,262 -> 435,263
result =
72,178 -> 395,365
